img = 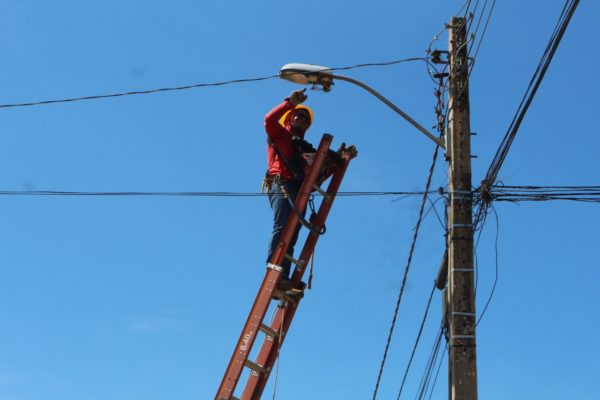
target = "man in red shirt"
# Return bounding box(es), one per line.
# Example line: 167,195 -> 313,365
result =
263,89 -> 313,290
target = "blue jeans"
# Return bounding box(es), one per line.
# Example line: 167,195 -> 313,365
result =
267,180 -> 303,279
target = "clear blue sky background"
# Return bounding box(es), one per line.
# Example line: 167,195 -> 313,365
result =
0,1 -> 598,399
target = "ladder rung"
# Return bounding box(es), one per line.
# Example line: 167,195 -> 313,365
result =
244,359 -> 266,375
259,323 -> 278,339
313,184 -> 330,199
284,254 -> 304,267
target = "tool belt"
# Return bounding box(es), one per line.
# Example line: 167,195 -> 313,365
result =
261,173 -> 277,193
261,172 -> 303,194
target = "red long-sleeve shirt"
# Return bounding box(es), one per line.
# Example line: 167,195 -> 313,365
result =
264,99 -> 301,180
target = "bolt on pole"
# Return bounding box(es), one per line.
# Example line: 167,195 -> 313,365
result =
447,16 -> 478,400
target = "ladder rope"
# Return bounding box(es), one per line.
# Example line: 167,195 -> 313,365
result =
277,181 -> 325,235
309,196 -> 326,235
307,253 -> 314,290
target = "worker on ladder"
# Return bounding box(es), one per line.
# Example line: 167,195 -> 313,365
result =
263,89 -> 315,292
215,91 -> 358,400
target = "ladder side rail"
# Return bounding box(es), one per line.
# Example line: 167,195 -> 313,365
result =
290,153 -> 352,281
241,155 -> 354,400
215,134 -> 333,400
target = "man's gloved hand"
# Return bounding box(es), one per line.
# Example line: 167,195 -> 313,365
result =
289,88 -> 308,106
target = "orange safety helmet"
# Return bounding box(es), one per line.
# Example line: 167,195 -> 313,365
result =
279,105 -> 314,130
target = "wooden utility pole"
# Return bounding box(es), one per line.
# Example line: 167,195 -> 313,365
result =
446,16 -> 478,400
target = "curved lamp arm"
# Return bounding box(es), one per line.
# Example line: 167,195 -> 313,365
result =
331,74 -> 444,148
279,63 -> 444,149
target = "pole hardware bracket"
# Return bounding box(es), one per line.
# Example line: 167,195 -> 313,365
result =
451,335 -> 476,340
451,268 -> 474,273
451,312 -> 476,318
450,189 -> 472,201
431,50 -> 450,64
451,223 -> 473,229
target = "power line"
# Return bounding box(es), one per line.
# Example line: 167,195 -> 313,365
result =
3,185 -> 595,201
457,0 -> 474,19
372,143 -> 442,399
482,0 -> 580,187
415,325 -> 445,400
477,185 -> 600,203
474,0 -> 581,232
0,58 -> 427,110
467,0 -> 497,78
477,205 -> 500,327
0,190 -> 435,198
425,341 -> 447,400
0,75 -> 278,110
466,0 -> 581,258
396,284 -> 436,400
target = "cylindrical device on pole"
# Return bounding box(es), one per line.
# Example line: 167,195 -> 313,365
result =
447,16 -> 478,400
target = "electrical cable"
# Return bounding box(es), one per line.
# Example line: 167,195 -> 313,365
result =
472,200 -> 492,294
0,75 -> 278,109
414,327 -> 439,400
483,0 -> 580,187
463,0 -> 482,39
477,205 -> 500,326
0,190 -> 436,198
372,143 -> 441,400
458,0 -> 474,18
422,196 -> 446,231
324,58 -> 428,73
465,0 -> 488,51
396,284 -> 436,400
467,0 -> 497,78
474,0 -> 581,233
0,58 -> 427,110
477,185 -> 600,203
425,343 -> 447,400
415,325 -> 445,400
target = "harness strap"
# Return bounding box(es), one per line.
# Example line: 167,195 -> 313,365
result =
267,136 -> 303,182
274,179 -> 325,236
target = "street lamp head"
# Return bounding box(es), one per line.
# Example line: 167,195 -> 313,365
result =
279,63 -> 334,92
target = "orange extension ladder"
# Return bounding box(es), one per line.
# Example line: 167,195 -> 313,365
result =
215,133 -> 356,400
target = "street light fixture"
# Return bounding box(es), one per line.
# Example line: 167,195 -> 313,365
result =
279,63 -> 445,149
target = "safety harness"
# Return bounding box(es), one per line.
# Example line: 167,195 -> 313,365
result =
263,136 -> 324,237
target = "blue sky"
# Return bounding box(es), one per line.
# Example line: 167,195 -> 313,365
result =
0,1 -> 598,399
